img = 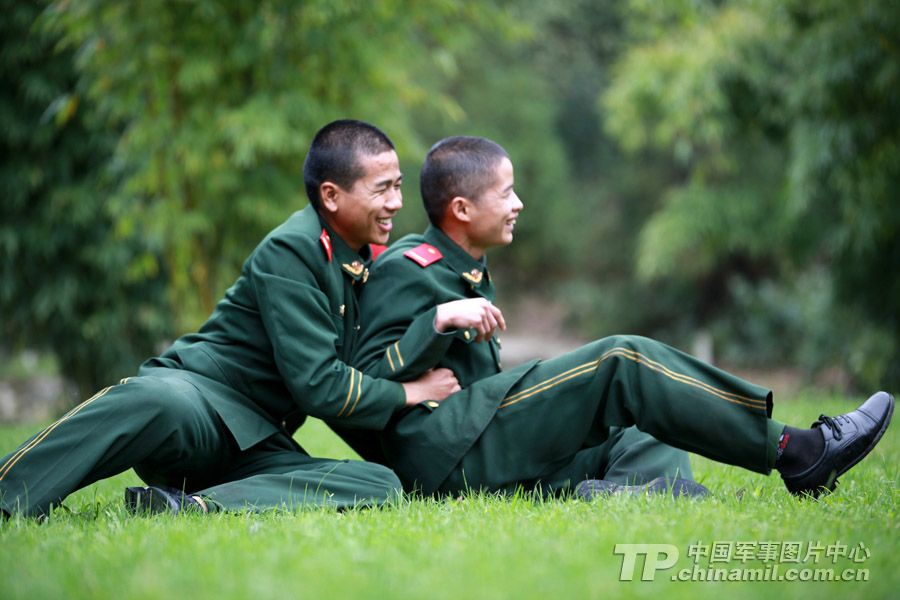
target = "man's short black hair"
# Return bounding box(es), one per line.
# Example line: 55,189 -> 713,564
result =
420,136 -> 509,225
303,119 -> 396,209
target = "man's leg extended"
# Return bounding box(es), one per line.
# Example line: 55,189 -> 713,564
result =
171,432 -> 402,512
439,335 -> 770,495
436,335 -> 890,496
0,375 -> 229,517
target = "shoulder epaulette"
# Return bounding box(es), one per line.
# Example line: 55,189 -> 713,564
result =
370,244 -> 388,260
404,243 -> 442,267
319,229 -> 333,262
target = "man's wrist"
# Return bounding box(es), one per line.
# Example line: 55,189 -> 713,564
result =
432,305 -> 455,335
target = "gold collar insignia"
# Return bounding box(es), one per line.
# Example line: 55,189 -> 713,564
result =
342,260 -> 365,277
462,268 -> 483,285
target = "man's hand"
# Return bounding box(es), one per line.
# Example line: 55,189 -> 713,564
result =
434,298 -> 506,343
401,368 -> 461,407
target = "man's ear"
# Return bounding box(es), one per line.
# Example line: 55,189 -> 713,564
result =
448,196 -> 472,223
319,182 -> 340,214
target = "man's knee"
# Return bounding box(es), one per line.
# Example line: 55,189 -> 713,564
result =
342,459 -> 401,487
111,376 -> 211,433
601,334 -> 649,349
590,334 -> 668,362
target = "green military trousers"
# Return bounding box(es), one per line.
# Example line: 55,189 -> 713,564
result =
528,425 -> 696,493
426,335 -> 772,496
0,374 -> 401,517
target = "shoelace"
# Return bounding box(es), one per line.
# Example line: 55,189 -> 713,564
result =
814,414 -> 844,440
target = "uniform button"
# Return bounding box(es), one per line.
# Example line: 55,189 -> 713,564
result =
464,331 -> 471,340
427,401 -> 440,408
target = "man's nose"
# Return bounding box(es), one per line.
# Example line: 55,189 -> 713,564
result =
386,187 -> 403,210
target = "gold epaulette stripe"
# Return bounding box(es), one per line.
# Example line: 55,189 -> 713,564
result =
347,369 -> 363,416
394,342 -> 404,367
337,369 -> 356,417
500,347 -> 768,410
0,385 -> 114,481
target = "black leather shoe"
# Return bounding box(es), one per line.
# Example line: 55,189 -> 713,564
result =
575,477 -> 710,500
781,391 -> 894,498
125,486 -> 204,515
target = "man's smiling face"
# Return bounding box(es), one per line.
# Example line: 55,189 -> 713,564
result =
463,157 -> 522,257
326,150 -> 403,251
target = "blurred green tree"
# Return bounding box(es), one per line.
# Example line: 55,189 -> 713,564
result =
1,0 -> 171,399
604,0 -> 900,389
44,0 -> 523,334
12,0 -> 897,397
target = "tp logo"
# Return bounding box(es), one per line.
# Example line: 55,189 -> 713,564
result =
614,544 -> 679,581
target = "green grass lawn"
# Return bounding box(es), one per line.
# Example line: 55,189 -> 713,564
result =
1,391 -> 897,600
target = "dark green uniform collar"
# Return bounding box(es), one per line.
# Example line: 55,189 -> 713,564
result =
319,216 -> 374,281
423,225 -> 491,290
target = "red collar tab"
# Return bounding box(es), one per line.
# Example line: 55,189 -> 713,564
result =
319,229 -> 333,262
370,244 -> 388,260
404,243 -> 443,268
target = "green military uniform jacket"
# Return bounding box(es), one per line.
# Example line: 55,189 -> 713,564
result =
353,225 -> 539,493
143,205 -> 405,448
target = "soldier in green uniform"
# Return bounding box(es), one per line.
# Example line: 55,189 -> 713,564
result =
0,120 -> 460,518
351,135 -> 894,500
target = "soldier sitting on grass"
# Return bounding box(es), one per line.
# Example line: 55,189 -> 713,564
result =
0,120 -> 461,519
347,135 -> 894,501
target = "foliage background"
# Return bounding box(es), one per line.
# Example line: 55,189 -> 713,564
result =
2,0 -> 898,401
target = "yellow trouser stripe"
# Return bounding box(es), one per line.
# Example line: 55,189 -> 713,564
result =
500,362 -> 601,408
338,369 -> 356,417
610,346 -> 767,407
499,347 -> 767,410
0,385 -> 114,481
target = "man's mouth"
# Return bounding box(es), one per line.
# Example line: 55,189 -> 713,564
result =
376,217 -> 393,230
